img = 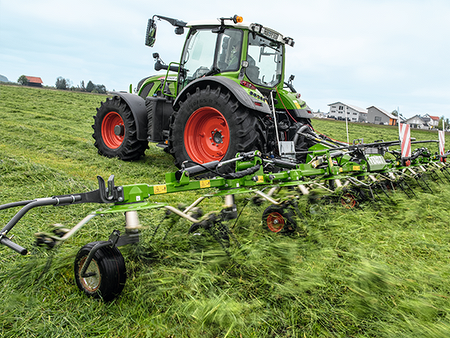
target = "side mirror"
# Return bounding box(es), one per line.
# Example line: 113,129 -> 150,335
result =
145,19 -> 157,47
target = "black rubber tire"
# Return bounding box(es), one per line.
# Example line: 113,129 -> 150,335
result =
92,96 -> 148,160
145,97 -> 154,141
74,241 -> 126,302
168,84 -> 264,172
262,204 -> 297,234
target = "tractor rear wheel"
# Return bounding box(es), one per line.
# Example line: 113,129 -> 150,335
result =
92,96 -> 148,160
168,85 -> 264,172
74,241 -> 126,301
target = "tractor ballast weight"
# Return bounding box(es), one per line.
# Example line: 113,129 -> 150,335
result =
92,14 -> 314,168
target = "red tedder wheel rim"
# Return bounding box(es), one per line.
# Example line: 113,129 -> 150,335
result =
101,111 -> 125,149
340,193 -> 357,209
184,107 -> 230,164
266,212 -> 285,233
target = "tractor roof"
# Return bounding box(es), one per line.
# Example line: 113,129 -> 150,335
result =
185,18 -> 294,47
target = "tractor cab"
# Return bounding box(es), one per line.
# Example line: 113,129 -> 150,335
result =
145,15 -> 294,96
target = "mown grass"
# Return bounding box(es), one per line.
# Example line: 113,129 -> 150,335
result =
0,84 -> 449,337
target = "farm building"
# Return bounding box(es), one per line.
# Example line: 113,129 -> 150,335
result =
25,76 -> 43,87
366,106 -> 398,125
328,102 -> 367,122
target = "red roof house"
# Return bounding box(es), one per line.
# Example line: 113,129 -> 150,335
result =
25,76 -> 43,87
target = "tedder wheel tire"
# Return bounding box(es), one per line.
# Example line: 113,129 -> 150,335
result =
168,85 -> 264,173
262,204 -> 297,234
92,96 -> 148,160
74,241 -> 126,302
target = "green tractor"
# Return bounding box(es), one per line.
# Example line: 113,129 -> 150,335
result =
92,14 -> 314,170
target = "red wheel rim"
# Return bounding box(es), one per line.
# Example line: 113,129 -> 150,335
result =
101,111 -> 124,149
266,212 -> 285,233
184,107 -> 230,164
341,193 -> 356,209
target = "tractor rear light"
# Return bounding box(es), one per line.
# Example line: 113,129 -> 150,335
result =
296,93 -> 301,99
405,160 -> 411,166
254,102 -> 263,107
240,80 -> 256,90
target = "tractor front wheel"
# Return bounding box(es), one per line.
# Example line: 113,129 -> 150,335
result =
92,96 -> 148,160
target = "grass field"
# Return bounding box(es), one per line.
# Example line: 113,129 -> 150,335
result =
1,84 -> 449,337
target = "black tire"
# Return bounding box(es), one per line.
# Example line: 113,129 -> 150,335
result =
74,241 -> 126,302
168,85 -> 264,172
145,97 -> 154,141
262,204 -> 297,234
92,96 -> 148,160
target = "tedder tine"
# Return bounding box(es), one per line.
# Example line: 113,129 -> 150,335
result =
399,178 -> 416,198
418,174 -> 433,193
441,167 -> 450,182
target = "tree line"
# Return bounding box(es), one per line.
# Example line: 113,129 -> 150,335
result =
55,77 -> 107,93
16,75 -> 107,93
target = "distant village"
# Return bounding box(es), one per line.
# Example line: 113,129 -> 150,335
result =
313,102 -> 448,131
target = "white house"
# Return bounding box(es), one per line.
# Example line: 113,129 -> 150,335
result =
423,114 -> 440,128
404,115 -> 429,129
328,102 -> 367,122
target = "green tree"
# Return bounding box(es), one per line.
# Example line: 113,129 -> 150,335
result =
438,117 -> 445,130
17,75 -> 28,85
95,84 -> 107,94
86,80 -> 95,92
55,76 -> 68,90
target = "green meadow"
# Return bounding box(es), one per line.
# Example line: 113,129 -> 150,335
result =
0,84 -> 449,337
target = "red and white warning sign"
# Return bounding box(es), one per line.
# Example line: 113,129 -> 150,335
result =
439,130 -> 445,156
399,123 -> 411,158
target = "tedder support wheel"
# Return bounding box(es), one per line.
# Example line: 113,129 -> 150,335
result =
92,96 -> 148,160
74,241 -> 126,301
168,85 -> 264,172
262,204 -> 297,234
340,192 -> 357,209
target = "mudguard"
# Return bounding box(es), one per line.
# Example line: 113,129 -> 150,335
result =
111,92 -> 148,141
173,76 -> 271,114
276,90 -> 313,119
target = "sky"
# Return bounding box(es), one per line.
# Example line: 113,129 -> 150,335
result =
1,0 -> 450,119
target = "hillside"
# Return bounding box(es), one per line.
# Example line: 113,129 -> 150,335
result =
1,84 -> 449,337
